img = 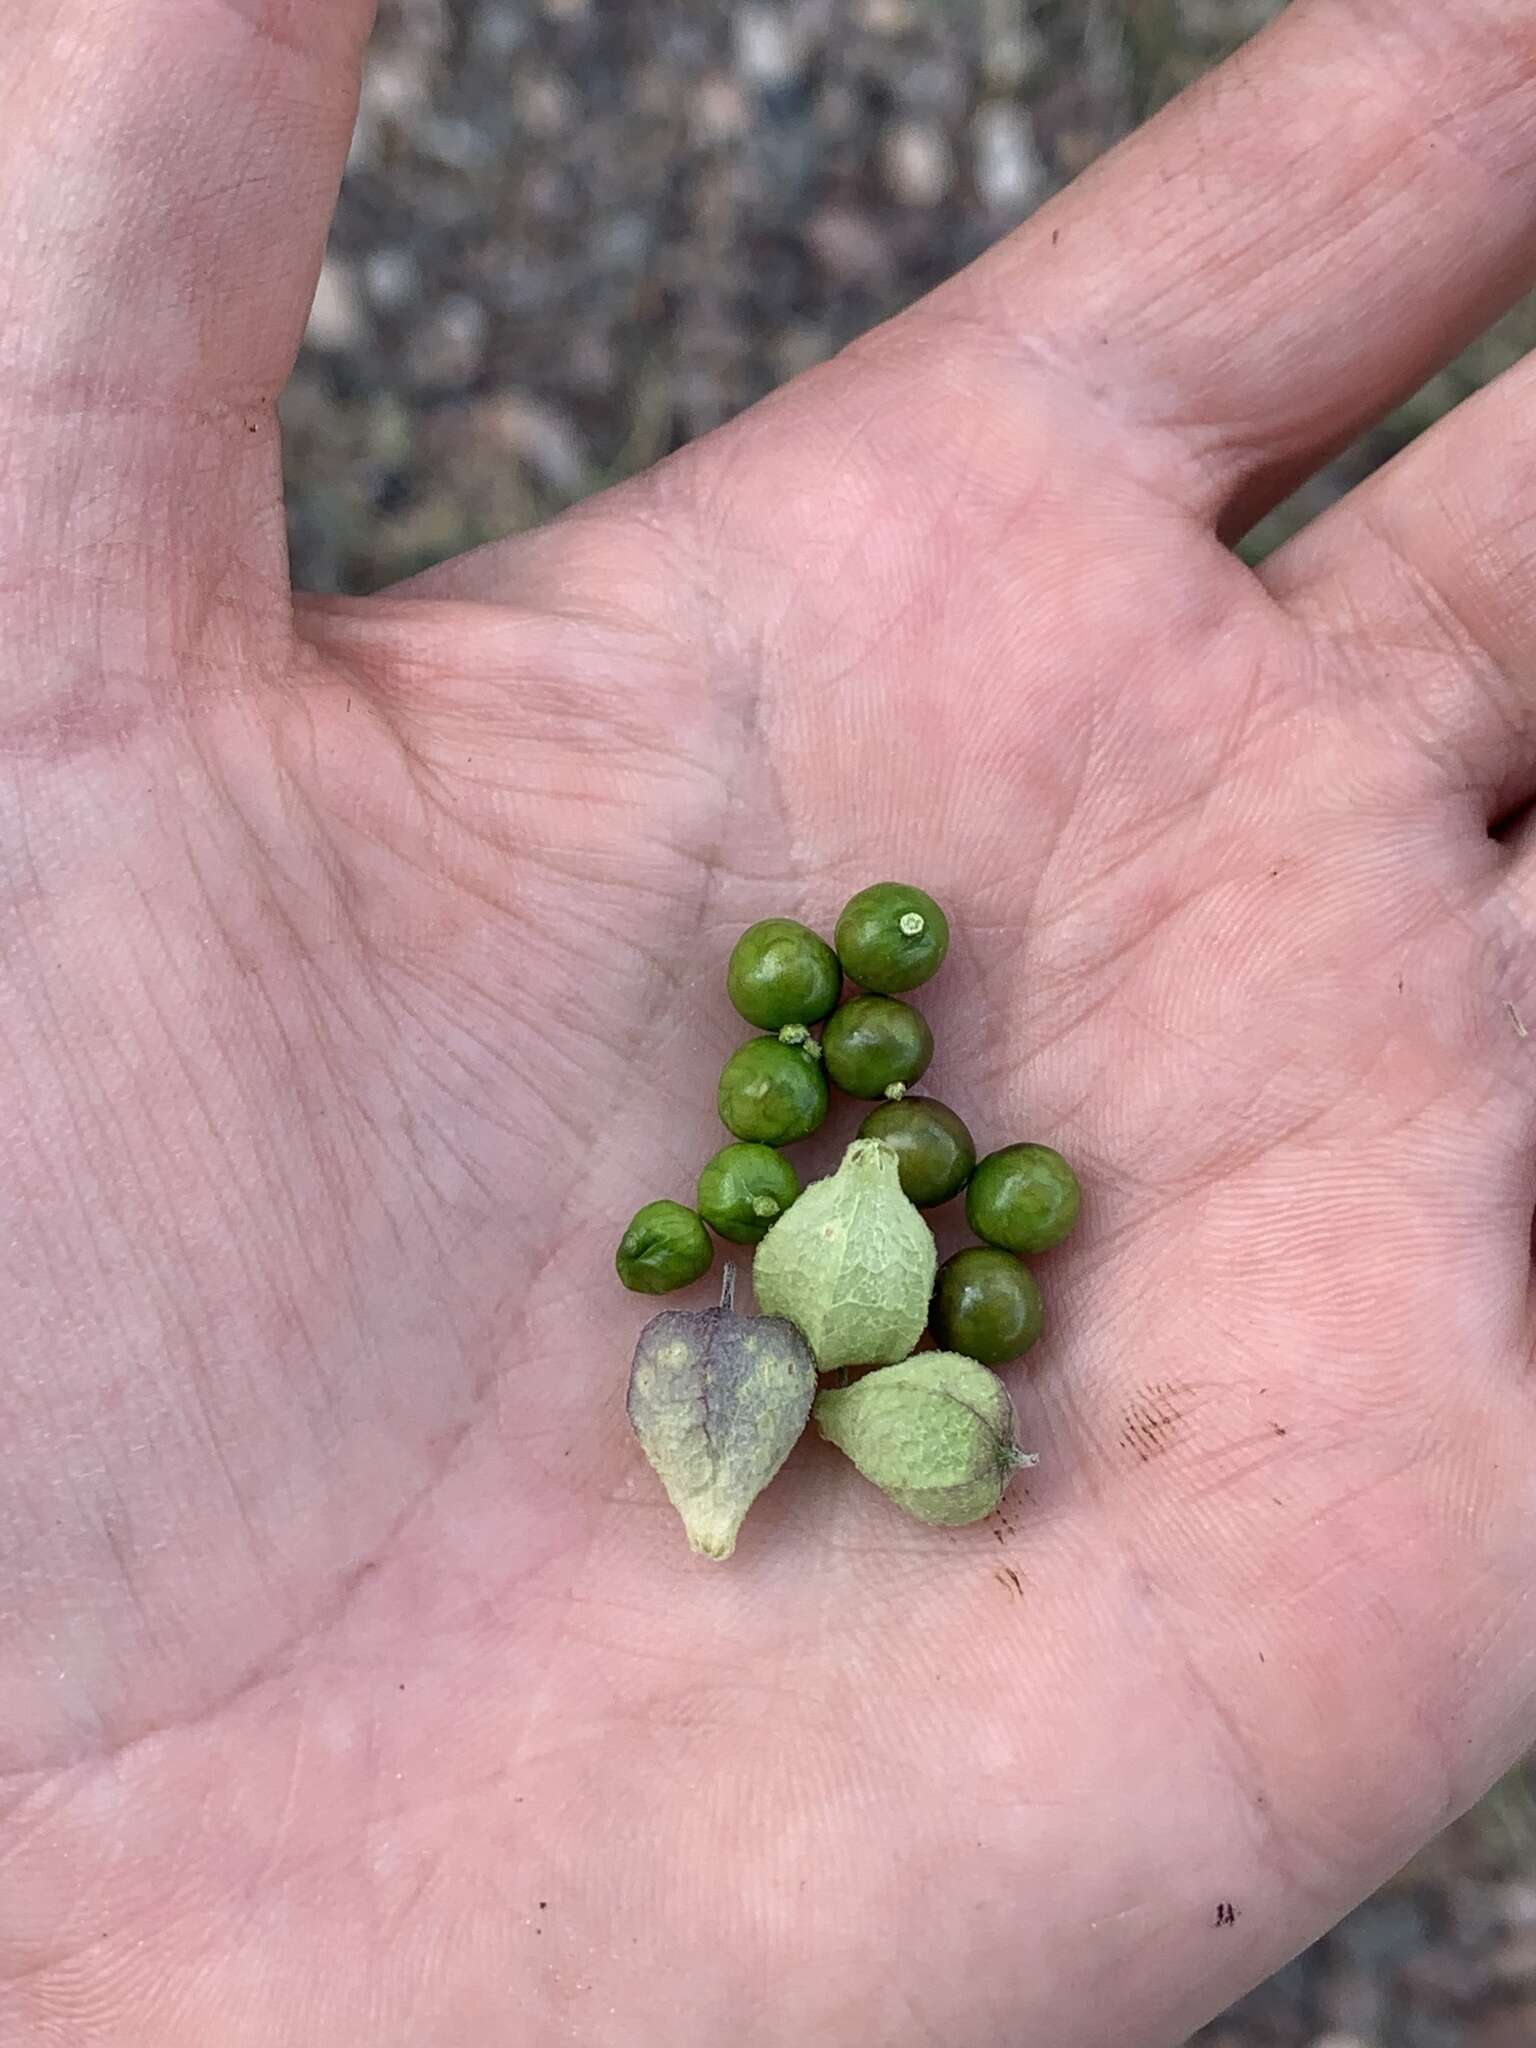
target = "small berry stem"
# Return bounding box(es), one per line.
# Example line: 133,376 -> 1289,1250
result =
898,911 -> 926,938
719,1265 -> 737,1313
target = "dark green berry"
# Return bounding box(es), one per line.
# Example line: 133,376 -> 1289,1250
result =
932,1246 -> 1044,1366
717,1035 -> 829,1145
966,1144 -> 1081,1255
822,996 -> 933,1101
835,883 -> 950,994
697,1142 -> 801,1244
857,1097 -> 975,1207
616,1201 -> 714,1295
727,918 -> 842,1032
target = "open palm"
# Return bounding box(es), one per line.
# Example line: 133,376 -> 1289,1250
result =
5,4 -> 1536,2043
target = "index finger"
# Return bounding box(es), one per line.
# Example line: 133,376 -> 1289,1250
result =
914,0 -> 1536,529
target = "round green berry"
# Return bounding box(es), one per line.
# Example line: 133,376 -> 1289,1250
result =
717,1035 -> 829,1146
835,883 -> 950,994
697,1142 -> 802,1244
616,1201 -> 714,1295
726,917 -> 843,1032
966,1144 -> 1081,1255
932,1246 -> 1044,1366
822,996 -> 933,1101
857,1097 -> 975,1207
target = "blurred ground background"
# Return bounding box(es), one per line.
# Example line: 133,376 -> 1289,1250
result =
282,2 -> 1536,2041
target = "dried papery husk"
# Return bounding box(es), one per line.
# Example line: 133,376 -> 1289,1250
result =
815,1351 -> 1036,1527
752,1139 -> 936,1371
627,1268 -> 816,1559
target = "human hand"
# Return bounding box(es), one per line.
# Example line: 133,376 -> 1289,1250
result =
3,4 -> 1534,2042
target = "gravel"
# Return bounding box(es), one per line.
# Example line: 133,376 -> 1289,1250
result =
283,0 -> 1250,592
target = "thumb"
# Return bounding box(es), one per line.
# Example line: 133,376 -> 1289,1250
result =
0,1 -> 377,710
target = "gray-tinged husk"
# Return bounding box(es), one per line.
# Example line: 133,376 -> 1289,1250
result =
627,1271 -> 816,1559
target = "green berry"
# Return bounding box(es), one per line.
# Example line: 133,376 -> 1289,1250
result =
616,1201 -> 714,1295
718,1035 -> 829,1146
697,1142 -> 802,1244
727,918 -> 842,1032
857,1097 -> 975,1207
966,1144 -> 1081,1255
932,1246 -> 1044,1366
822,995 -> 933,1101
835,883 -> 950,994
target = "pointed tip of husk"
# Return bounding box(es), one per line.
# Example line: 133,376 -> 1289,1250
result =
683,1505 -> 744,1560
842,1136 -> 897,1169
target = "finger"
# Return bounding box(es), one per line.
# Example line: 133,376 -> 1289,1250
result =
898,0 -> 1536,527
2,2 -> 375,639
1260,349 -> 1536,815
6,1 -> 373,406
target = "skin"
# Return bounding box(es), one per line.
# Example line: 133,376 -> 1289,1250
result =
3,3 -> 1536,2043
